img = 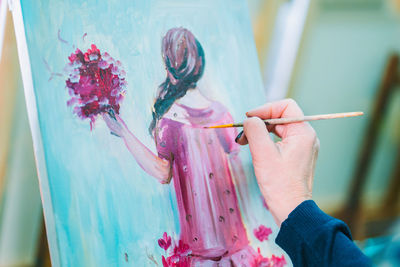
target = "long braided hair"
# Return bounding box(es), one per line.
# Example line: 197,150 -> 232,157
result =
149,27 -> 205,135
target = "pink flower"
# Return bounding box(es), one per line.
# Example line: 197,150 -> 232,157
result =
84,44 -> 100,62
68,48 -> 81,62
98,60 -> 109,69
162,252 -> 191,267
162,255 -> 169,267
176,256 -> 190,267
157,233 -> 191,267
255,248 -> 286,267
255,248 -> 270,267
172,240 -> 191,257
270,255 -> 286,267
163,256 -> 190,267
254,225 -> 272,242
257,257 -> 272,267
162,256 -> 190,267
65,44 -> 126,129
158,232 -> 172,252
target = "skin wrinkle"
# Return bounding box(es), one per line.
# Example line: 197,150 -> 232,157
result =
241,99 -> 370,266
239,99 -> 319,226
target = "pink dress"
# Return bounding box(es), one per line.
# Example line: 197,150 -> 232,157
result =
155,101 -> 256,265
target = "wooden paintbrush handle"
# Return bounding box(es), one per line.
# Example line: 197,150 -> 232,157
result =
212,111 -> 364,128
263,111 -> 364,125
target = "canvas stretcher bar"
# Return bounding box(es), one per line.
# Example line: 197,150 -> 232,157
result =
10,0 -> 60,265
0,0 -> 8,61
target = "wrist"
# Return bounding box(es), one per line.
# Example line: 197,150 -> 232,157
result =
267,195 -> 310,226
120,127 -> 131,139
120,127 -> 128,138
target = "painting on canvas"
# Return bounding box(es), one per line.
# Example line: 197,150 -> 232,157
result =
13,0 -> 289,265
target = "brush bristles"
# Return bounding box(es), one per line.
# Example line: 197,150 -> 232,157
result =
204,124 -> 234,129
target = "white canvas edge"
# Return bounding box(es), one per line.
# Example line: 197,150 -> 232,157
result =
0,0 -> 8,61
10,0 -> 60,265
263,0 -> 311,101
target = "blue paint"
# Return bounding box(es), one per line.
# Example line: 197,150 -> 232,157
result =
20,0 -> 287,265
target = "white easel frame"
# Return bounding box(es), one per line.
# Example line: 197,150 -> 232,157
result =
9,0 -> 60,265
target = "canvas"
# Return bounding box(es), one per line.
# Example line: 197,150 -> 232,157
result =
12,0 -> 289,266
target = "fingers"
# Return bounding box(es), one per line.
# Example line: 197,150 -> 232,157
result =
101,113 -> 112,124
110,131 -> 121,137
243,117 -> 279,162
107,109 -> 117,120
246,99 -> 314,139
246,98 -> 304,119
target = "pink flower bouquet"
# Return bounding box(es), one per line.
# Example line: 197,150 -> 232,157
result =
65,44 -> 127,129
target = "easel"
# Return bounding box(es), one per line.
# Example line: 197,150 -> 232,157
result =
337,54 -> 400,239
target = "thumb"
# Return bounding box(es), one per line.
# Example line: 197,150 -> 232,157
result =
243,117 -> 279,163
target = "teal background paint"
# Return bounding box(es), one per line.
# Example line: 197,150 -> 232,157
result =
20,0 -> 286,265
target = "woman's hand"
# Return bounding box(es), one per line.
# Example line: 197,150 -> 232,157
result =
102,110 -> 127,138
236,99 -> 319,226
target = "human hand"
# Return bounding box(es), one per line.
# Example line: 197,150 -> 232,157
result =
102,110 -> 128,138
236,99 -> 319,226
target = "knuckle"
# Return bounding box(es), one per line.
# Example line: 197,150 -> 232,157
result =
304,128 -> 318,144
285,98 -> 297,106
244,117 -> 261,127
310,128 -> 317,139
243,118 -> 251,128
314,137 -> 320,151
285,98 -> 295,103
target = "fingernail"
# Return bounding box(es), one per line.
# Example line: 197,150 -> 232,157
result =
246,108 -> 258,116
235,131 -> 244,143
110,131 -> 120,137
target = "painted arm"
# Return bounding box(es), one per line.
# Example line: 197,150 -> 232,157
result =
102,113 -> 172,184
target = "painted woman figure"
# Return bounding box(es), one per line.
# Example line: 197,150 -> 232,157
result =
103,27 -> 257,265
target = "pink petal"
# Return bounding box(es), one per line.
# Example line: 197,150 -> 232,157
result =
158,239 -> 166,249
254,225 -> 272,242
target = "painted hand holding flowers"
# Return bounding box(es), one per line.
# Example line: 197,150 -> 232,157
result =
65,44 -> 127,129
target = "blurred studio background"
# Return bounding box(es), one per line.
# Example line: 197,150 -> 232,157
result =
1,0 -> 400,266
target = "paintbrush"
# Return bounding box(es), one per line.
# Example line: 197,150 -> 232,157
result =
204,111 -> 364,129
